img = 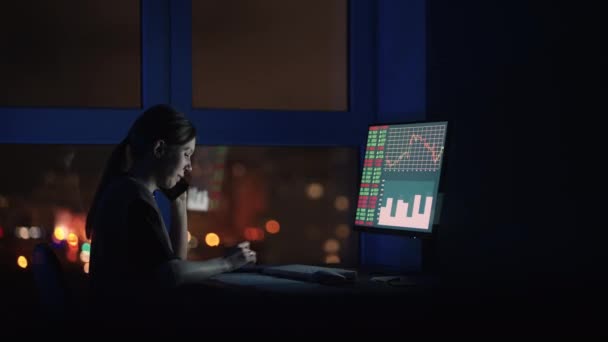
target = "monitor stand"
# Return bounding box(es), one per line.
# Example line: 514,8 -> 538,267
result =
358,232 -> 438,280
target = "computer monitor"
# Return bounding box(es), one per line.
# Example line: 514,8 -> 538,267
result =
354,120 -> 448,237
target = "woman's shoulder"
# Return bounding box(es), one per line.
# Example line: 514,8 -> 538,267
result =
102,174 -> 155,206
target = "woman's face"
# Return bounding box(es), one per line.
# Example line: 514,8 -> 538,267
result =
155,137 -> 196,190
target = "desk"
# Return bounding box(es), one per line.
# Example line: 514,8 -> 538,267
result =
165,270 -> 589,336
168,269 -> 441,335
206,272 -> 355,294
202,270 -> 438,295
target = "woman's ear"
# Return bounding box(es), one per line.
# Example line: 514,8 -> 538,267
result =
153,140 -> 166,158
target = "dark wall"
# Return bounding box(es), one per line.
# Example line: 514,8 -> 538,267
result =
426,0 -> 583,287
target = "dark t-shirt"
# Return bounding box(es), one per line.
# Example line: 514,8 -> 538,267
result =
88,174 -> 178,314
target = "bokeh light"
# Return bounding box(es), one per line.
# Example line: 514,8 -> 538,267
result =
323,238 -> 340,254
16,226 -> 29,239
29,226 -> 42,239
53,225 -> 67,241
0,195 -> 8,208
79,251 -> 90,263
265,220 -> 280,234
334,196 -> 350,211
67,232 -> 79,247
306,183 -> 324,199
17,256 -> 28,269
205,233 -> 220,247
325,254 -> 340,264
335,224 -> 350,239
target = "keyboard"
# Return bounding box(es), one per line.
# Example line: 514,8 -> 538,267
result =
261,264 -> 358,283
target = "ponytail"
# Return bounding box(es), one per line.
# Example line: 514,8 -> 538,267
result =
85,138 -> 131,239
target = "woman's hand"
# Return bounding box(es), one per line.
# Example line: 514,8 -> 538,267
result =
225,241 -> 257,271
173,190 -> 188,207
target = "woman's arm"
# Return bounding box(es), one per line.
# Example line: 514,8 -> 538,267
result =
156,242 -> 256,287
161,258 -> 231,285
168,193 -> 188,259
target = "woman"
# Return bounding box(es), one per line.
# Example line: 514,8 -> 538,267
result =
85,104 -> 256,318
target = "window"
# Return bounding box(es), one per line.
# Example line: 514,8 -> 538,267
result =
0,1 -> 141,108
192,0 -> 347,111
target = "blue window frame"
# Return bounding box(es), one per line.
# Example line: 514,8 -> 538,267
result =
0,0 -> 375,148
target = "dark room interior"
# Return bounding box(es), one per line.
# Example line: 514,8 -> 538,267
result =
0,0 -> 599,337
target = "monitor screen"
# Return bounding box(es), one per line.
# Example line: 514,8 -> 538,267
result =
354,121 -> 448,235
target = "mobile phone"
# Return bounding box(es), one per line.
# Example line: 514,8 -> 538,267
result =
161,178 -> 190,201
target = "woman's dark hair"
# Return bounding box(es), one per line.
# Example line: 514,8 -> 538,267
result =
85,104 -> 196,238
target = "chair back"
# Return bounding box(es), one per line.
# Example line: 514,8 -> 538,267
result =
31,243 -> 69,318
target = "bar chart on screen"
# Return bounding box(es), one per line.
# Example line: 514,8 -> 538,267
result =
377,180 -> 435,230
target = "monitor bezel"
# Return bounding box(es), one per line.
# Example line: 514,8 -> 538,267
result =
351,119 -> 450,239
